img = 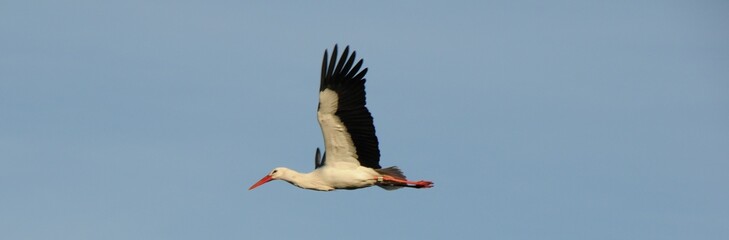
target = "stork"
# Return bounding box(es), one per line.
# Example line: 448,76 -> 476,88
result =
249,45 -> 434,191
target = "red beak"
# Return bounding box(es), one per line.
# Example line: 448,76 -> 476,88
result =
248,175 -> 273,190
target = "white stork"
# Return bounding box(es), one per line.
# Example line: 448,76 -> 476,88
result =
249,45 -> 433,191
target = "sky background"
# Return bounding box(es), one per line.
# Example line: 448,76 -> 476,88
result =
1,1 -> 728,239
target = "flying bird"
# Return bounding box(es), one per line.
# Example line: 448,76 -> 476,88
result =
249,45 -> 434,191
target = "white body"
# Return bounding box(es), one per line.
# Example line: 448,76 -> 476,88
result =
270,165 -> 380,191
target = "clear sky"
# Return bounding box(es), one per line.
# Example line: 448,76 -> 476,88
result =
1,1 -> 727,239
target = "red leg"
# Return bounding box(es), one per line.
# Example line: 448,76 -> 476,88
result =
377,176 -> 434,188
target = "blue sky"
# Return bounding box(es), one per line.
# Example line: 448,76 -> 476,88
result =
1,1 -> 728,239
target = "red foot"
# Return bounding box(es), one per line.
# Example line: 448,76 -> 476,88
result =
414,180 -> 434,188
378,176 -> 434,189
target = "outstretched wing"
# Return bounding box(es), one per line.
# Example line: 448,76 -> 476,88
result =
317,45 -> 381,169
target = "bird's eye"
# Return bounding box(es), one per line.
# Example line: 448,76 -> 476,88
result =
272,170 -> 278,174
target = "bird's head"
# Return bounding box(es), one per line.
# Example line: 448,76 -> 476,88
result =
248,167 -> 289,190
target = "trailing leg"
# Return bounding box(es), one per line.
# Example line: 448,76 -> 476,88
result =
375,175 -> 433,188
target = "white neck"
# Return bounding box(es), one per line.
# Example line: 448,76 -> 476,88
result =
278,168 -> 331,191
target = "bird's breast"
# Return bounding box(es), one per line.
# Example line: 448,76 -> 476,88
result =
316,166 -> 380,189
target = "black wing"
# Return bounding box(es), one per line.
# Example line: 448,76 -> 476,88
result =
314,148 -> 327,169
317,45 -> 381,169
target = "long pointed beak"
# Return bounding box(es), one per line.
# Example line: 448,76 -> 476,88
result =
248,175 -> 273,190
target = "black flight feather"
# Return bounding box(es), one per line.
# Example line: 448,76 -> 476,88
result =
319,45 -> 381,169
